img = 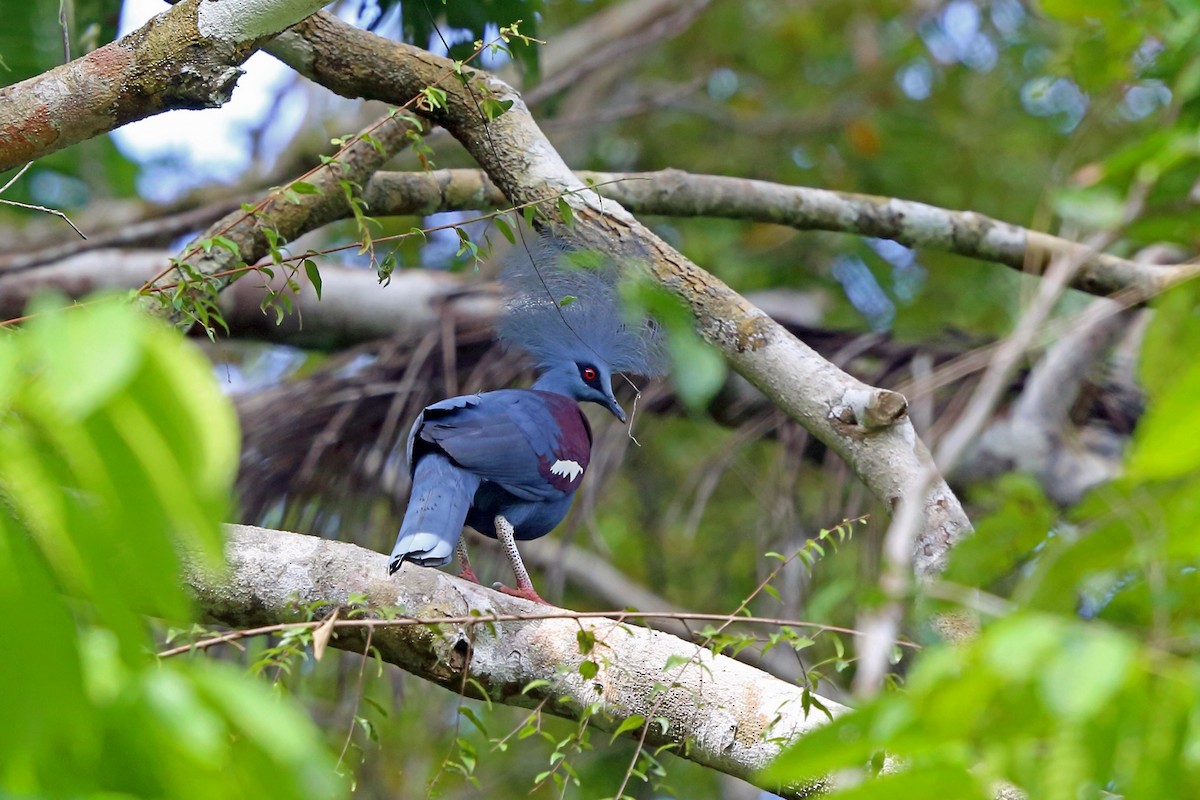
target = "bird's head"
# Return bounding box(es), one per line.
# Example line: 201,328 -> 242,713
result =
534,357 -> 626,422
499,238 -> 667,426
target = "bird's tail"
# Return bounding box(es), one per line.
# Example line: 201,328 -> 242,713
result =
389,454 -> 480,575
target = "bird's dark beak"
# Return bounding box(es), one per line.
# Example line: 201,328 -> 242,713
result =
606,396 -> 627,423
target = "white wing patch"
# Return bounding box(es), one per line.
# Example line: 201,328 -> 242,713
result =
550,459 -> 584,482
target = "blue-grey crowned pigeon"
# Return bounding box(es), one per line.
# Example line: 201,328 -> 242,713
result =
388,240 -> 665,603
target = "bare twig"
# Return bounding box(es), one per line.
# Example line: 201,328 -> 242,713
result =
159,608 -> 915,660
1,162 -> 87,240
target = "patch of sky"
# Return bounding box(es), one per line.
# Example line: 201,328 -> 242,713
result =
920,0 -> 997,73
989,0 -> 1026,41
707,67 -> 739,103
111,0 -> 400,203
896,59 -> 933,100
831,254 -> 894,332
425,24 -> 474,56
869,238 -> 925,304
214,343 -> 307,394
28,170 -> 89,209
1119,81 -> 1171,122
479,23 -> 514,70
1020,76 -> 1088,132
790,145 -> 815,170
421,210 -> 488,268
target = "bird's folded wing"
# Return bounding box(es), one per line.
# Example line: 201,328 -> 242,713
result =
412,392 -> 565,501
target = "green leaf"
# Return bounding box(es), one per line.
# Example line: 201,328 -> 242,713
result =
557,196 -> 574,226
818,765 -> 988,800
481,96 -> 514,121
1127,353 -> 1200,480
26,295 -> 142,418
1041,0 -> 1125,26
610,714 -> 646,743
458,705 -> 489,737
191,661 -> 344,796
663,654 -> 692,671
210,234 -> 240,255
303,259 -> 322,300
943,475 -> 1056,590
980,614 -> 1065,682
494,214 -> 516,244
1052,186 -> 1125,230
1038,626 -> 1136,722
0,297 -> 337,798
668,329 -> 727,411
578,660 -> 598,680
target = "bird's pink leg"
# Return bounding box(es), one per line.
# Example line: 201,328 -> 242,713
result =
492,515 -> 550,605
456,539 -> 481,584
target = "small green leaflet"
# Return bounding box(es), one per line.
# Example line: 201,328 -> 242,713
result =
303,260 -> 322,300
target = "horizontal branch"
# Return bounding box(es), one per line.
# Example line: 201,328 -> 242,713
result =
188,524 -> 844,796
578,170 -> 1184,298
0,248 -> 498,345
8,167 -> 1189,307
367,168 -> 1191,300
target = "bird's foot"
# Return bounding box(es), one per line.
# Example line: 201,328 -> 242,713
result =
493,581 -> 551,605
457,564 -> 481,584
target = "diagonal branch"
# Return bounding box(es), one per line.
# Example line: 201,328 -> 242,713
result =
189,524 -> 845,798
0,0 -> 333,172
146,111 -> 421,297
265,12 -> 973,578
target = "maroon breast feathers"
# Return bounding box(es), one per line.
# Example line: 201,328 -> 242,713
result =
533,391 -> 593,492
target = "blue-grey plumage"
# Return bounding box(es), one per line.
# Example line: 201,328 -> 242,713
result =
389,453 -> 480,567
387,238 -> 666,603
387,369 -> 610,602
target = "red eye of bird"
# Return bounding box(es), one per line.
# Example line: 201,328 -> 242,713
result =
582,367 -> 597,381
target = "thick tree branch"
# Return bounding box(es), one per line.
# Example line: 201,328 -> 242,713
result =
265,12 -> 973,577
189,524 -> 844,797
0,0 -> 332,172
479,535 -> 845,699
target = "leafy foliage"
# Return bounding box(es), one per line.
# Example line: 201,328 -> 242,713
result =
765,277 -> 1200,796
387,0 -> 542,78
7,0 -> 1200,796
0,297 -> 343,799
